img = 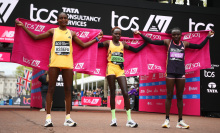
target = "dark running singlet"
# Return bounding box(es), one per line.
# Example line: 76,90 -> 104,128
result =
166,40 -> 185,75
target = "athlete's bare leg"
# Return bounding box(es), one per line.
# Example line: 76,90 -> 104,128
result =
117,76 -> 130,110
107,75 -> 116,110
62,69 -> 73,115
175,78 -> 185,120
46,67 -> 60,114
165,78 -> 175,118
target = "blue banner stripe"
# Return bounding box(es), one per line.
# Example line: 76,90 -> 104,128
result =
139,94 -> 200,99
139,77 -> 200,87
31,87 -> 41,93
32,70 -> 45,80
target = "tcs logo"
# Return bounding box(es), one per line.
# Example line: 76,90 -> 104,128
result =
30,4 -> 58,24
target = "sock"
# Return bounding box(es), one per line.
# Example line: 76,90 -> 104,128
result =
66,114 -> 70,120
111,109 -> 116,120
126,109 -> 131,121
46,114 -> 51,120
166,116 -> 169,120
178,118 -> 182,122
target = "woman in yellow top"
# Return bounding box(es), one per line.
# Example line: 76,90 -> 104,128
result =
98,27 -> 147,128
15,12 -> 102,127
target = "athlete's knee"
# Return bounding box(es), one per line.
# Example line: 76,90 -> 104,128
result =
166,94 -> 173,100
176,94 -> 183,101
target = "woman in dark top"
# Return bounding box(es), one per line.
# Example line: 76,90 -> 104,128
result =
135,28 -> 214,129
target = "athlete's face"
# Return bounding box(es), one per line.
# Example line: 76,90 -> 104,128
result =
171,30 -> 181,43
57,13 -> 68,26
112,29 -> 121,41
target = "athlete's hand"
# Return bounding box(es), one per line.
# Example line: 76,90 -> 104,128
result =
134,30 -> 141,35
208,30 -> 215,37
15,20 -> 24,27
97,30 -> 103,40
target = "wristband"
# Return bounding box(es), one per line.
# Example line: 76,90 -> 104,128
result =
95,37 -> 99,42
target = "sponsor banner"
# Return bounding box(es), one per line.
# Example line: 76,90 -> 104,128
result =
134,31 -> 211,73
20,95 -> 31,106
11,18 -> 100,72
0,26 -> 15,43
81,97 -> 101,106
30,68 -> 44,108
12,97 -> 21,105
84,35 -> 148,77
0,52 -> 11,62
139,70 -> 200,116
0,0 -> 219,68
200,64 -> 220,111
107,96 -> 124,109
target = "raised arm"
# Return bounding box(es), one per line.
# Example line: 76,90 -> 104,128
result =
134,31 -> 165,46
72,31 -> 103,48
185,30 -> 215,49
98,40 -> 110,48
15,20 -> 53,40
123,41 -> 147,53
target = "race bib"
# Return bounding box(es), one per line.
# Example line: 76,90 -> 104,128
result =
55,41 -> 70,55
111,52 -> 124,64
169,48 -> 184,61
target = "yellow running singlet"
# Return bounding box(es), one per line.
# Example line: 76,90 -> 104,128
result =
49,28 -> 73,69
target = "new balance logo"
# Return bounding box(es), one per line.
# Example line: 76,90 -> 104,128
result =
0,0 -> 19,23
75,63 -> 84,69
143,15 -> 173,32
1,30 -> 14,37
0,54 -> 2,58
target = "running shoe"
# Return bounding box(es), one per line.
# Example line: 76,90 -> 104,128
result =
64,118 -> 77,127
126,119 -> 138,128
162,119 -> 170,128
40,108 -> 45,111
176,120 -> 189,129
110,118 -> 117,126
44,118 -> 53,127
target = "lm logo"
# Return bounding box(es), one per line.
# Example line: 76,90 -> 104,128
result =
116,100 -> 122,105
0,0 -> 19,23
91,99 -> 99,104
75,63 -> 84,69
143,15 -> 173,32
94,69 -> 100,74
78,31 -> 90,38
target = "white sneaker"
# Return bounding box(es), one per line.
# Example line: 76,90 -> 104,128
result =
110,118 -> 117,126
162,119 -> 170,128
40,108 -> 45,111
176,120 -> 189,129
126,119 -> 138,128
64,118 -> 77,127
44,118 -> 53,127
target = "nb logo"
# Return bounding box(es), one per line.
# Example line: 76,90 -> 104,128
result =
143,15 -> 173,32
1,30 -> 14,37
0,0 -> 19,23
0,54 -> 2,58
